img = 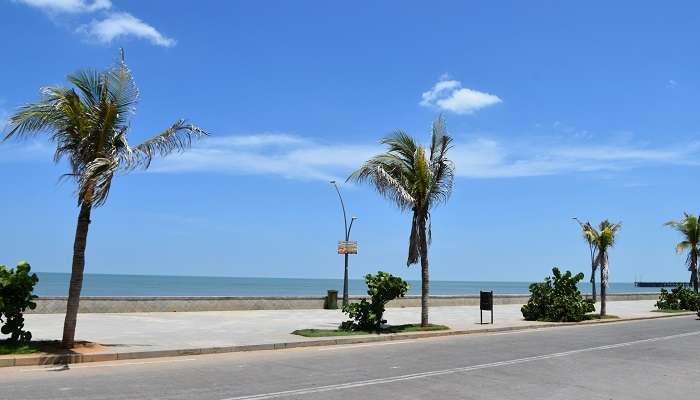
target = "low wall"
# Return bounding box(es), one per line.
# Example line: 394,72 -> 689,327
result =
29,293 -> 660,314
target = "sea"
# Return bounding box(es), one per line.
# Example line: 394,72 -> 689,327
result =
33,272 -> 654,297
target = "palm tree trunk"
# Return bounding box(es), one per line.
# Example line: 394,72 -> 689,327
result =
693,253 -> 699,293
590,272 -> 597,303
62,202 -> 92,348
600,253 -> 608,317
419,218 -> 429,327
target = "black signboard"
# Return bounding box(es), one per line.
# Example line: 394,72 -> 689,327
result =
480,291 -> 493,324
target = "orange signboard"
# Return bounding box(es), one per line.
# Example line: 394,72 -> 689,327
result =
337,240 -> 358,254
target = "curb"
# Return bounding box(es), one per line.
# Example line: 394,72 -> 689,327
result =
1,312 -> 695,368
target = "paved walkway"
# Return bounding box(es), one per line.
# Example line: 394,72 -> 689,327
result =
22,300 -> 661,353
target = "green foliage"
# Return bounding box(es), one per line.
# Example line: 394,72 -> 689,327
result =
5,53 -> 207,208
0,262 -> 39,343
347,117 -> 455,267
340,271 -> 409,332
656,286 -> 699,311
521,267 -> 595,322
665,213 -> 700,290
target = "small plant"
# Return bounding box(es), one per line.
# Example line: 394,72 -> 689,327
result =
521,267 -> 595,322
656,285 -> 699,311
0,261 -> 39,343
340,271 -> 409,332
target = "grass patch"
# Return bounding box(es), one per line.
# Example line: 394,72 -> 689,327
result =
652,309 -> 694,313
0,341 -> 39,355
292,324 -> 450,337
584,314 -> 619,320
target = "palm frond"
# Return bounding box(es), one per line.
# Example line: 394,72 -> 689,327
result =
427,116 -> 454,207
128,120 -> 208,169
349,116 -> 455,268
407,217 -> 420,266
4,50 -> 207,209
347,161 -> 415,211
78,157 -> 118,207
67,69 -> 103,108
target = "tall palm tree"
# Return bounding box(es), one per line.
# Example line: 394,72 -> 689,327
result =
348,116 -> 454,326
665,213 -> 700,293
4,52 -> 207,348
574,218 -> 598,302
582,220 -> 622,316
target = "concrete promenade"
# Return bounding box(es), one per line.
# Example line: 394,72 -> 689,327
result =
22,300 -> 663,353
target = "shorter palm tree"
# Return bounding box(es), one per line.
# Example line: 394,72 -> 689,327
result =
582,220 -> 621,316
665,213 -> 700,293
574,218 -> 598,302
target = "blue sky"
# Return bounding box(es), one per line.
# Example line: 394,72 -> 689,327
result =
1,0 -> 700,282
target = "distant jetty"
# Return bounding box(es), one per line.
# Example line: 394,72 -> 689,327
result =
634,281 -> 692,288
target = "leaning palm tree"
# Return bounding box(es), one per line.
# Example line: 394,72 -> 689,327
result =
348,116 -> 454,326
574,218 -> 598,302
4,51 -> 207,348
582,220 -> 622,316
665,213 -> 700,293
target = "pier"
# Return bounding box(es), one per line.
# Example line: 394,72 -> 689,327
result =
634,281 -> 691,288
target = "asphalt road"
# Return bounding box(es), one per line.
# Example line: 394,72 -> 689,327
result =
2,316 -> 699,400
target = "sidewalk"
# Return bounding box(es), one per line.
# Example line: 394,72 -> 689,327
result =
20,300 -> 664,353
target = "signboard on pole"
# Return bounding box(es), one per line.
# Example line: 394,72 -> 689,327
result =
337,240 -> 358,254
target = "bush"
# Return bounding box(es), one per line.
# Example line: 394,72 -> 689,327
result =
656,286 -> 699,311
340,271 -> 409,332
0,262 -> 39,343
521,267 -> 595,322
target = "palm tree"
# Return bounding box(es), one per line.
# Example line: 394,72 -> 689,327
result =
3,51 -> 207,348
664,213 -> 700,293
581,220 -> 622,316
348,116 -> 454,326
574,218 -> 598,302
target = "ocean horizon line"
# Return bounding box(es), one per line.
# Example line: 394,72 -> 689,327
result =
33,271 -> 639,284
31,272 -> 655,297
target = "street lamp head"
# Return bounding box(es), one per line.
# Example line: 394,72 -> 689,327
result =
351,216 -> 358,220
330,180 -> 336,184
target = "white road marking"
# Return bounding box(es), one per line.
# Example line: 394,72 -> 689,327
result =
316,340 -> 419,351
20,358 -> 196,372
221,330 -> 700,400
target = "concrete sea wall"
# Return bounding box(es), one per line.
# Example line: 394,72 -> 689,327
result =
29,293 -> 660,314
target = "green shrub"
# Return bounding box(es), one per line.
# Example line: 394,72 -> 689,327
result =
656,286 -> 698,311
0,262 -> 39,343
340,271 -> 409,332
521,267 -> 595,322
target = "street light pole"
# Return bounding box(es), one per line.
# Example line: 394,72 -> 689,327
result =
330,181 -> 356,307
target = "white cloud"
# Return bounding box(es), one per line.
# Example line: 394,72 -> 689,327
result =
420,76 -> 502,114
14,0 -> 175,47
149,132 -> 700,181
450,140 -> 700,178
212,133 -> 309,147
0,107 -> 8,132
15,0 -> 111,13
152,134 -> 378,181
3,125 -> 696,181
0,139 -> 53,163
78,12 -> 176,47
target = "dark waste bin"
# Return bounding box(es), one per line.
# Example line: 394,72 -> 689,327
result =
326,290 -> 338,309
